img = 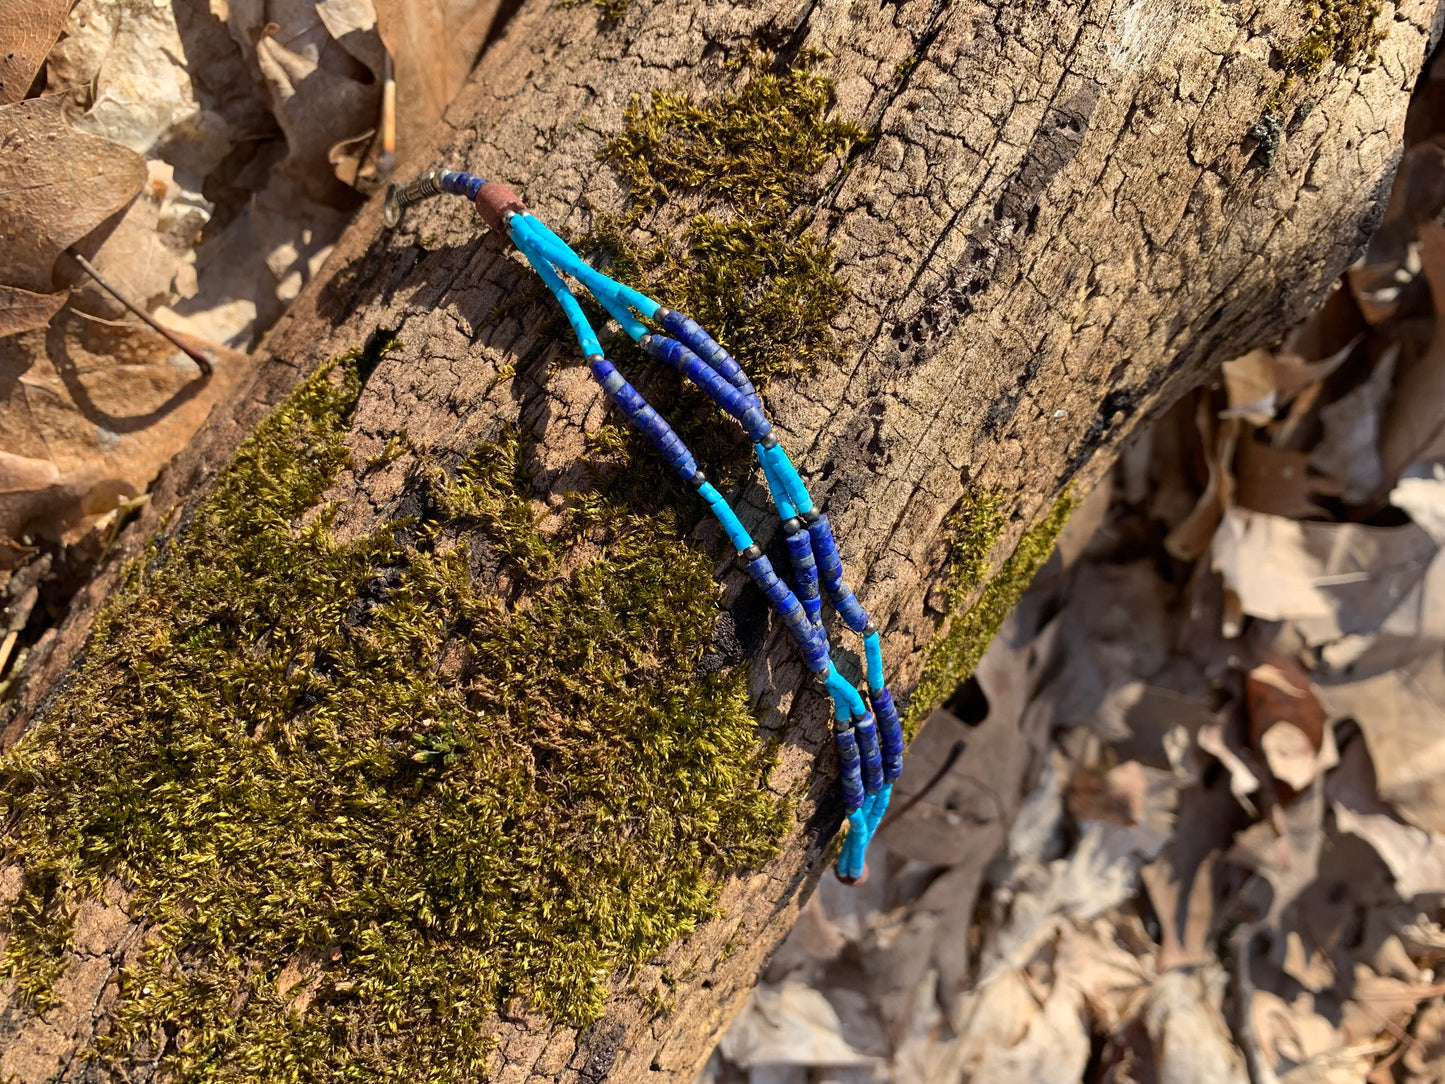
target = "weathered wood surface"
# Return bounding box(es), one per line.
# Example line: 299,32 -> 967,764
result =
2,0 -> 1441,1080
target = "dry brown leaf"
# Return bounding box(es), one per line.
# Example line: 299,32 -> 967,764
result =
373,0 -> 498,166
0,0 -> 69,105
1229,780 -> 1324,926
0,95 -> 146,293
315,0 -> 387,76
1067,761 -> 1148,828
0,313 -> 250,544
1246,657 -> 1328,797
0,285 -> 68,338
1212,507 -> 1438,646
1165,399 -> 1237,561
1320,659 -> 1445,836
1233,437 -> 1337,519
1376,222 -> 1445,494
1310,346 -> 1397,504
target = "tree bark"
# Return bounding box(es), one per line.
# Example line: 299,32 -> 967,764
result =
2,0 -> 1441,1080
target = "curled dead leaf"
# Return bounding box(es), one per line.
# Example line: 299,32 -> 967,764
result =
0,95 -> 146,293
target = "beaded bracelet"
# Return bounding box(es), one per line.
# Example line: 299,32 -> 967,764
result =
385,168 -> 902,883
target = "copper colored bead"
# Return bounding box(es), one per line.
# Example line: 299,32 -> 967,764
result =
474,183 -> 527,233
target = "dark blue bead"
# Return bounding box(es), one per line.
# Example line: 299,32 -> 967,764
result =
853,712 -> 884,794
869,686 -> 904,782
661,309 -> 762,410
679,351 -> 749,419
830,587 -> 870,634
784,529 -> 822,622
642,334 -> 757,425
808,514 -> 845,593
834,728 -> 865,812
439,170 -> 486,199
739,406 -> 770,443
591,358 -> 698,480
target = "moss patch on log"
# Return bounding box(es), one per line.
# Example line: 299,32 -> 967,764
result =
1264,0 -> 1386,114
0,351 -> 786,1081
579,52 -> 866,516
904,493 -> 1073,737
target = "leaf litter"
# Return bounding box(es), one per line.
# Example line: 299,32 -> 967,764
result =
703,41 -> 1445,1084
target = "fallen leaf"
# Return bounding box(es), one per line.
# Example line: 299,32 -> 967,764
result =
1250,988 -> 1347,1079
1229,779 -> 1324,926
1233,437 -> 1338,519
719,982 -> 874,1068
1165,400 -> 1236,561
1212,507 -> 1438,645
0,312 -> 250,544
1376,223 -> 1445,493
373,0 -> 499,165
1391,463 -> 1445,545
0,95 -> 146,292
0,0 -> 70,105
1143,967 -> 1250,1084
1246,657 -> 1331,794
1317,652 -> 1445,834
1221,350 -> 1278,425
1309,346 -> 1397,504
0,285 -> 68,337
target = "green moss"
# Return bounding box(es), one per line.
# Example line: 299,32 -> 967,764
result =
0,49 -> 874,1084
904,493 -> 1073,737
574,52 -> 864,521
0,353 -> 786,1081
1264,0 -> 1386,114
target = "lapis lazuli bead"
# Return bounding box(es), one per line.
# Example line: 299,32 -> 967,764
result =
784,528 -> 822,623
644,335 -> 754,421
853,711 -> 884,794
834,727 -> 865,812
438,169 -> 486,200
869,685 -> 904,782
808,514 -> 845,593
800,627 -> 830,673
661,309 -> 760,407
829,586 -> 870,634
591,357 -> 697,479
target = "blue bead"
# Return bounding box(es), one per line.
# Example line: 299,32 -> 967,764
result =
800,629 -> 830,672
739,406 -> 771,443
864,631 -> 885,694
696,481 -> 753,551
869,686 -> 904,782
438,169 -> 486,199
808,515 -> 844,592
679,351 -> 749,419
784,529 -> 822,623
829,587 -> 870,634
834,728 -> 865,812
642,334 -> 757,426
853,711 -> 884,794
661,309 -> 761,409
590,358 -> 698,480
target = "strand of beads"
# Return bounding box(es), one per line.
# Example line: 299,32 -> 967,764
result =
386,168 -> 901,882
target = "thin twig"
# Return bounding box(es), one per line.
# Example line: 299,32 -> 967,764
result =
63,248 -> 213,375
